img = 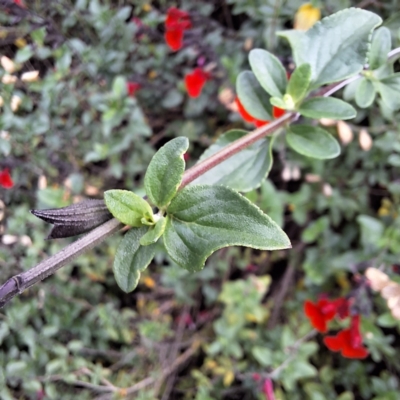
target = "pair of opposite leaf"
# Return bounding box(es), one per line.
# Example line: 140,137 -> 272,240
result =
104,137 -> 290,292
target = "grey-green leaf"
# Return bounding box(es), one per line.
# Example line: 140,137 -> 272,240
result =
144,137 -> 189,208
191,130 -> 274,192
369,27 -> 391,70
140,216 -> 166,246
236,71 -> 272,121
286,63 -> 311,103
286,125 -> 341,159
298,97 -> 356,120
164,185 -> 291,272
355,78 -> 376,108
377,73 -> 400,110
113,227 -> 156,292
104,190 -> 154,227
278,9 -> 382,88
249,49 -> 288,97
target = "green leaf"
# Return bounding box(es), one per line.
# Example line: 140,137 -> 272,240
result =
104,190 -> 154,227
286,63 -> 311,103
140,216 -> 166,246
286,125 -> 340,159
355,78 -> 376,108
357,215 -> 384,248
191,130 -> 274,192
270,96 -> 287,109
144,137 -> 189,208
376,73 -> 400,110
298,97 -> 356,120
164,185 -> 291,271
249,49 -> 288,97
113,227 -> 156,292
278,9 -> 382,88
236,71 -> 272,121
369,27 -> 391,70
112,76 -> 126,98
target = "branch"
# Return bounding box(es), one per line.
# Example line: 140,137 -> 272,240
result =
2,46 -> 399,307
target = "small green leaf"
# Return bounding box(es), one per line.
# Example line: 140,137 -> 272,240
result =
286,63 -> 311,103
355,78 -> 376,108
113,227 -> 156,292
164,185 -> 291,271
377,73 -> 400,110
369,27 -> 391,70
104,190 -> 154,227
249,49 -> 288,97
236,71 -> 272,121
298,97 -> 356,120
270,96 -> 287,109
140,216 -> 166,246
286,125 -> 341,159
192,130 -> 274,192
112,76 -> 126,97
144,137 -> 189,208
278,9 -> 382,88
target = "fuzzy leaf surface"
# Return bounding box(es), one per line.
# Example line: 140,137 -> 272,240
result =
278,9 -> 382,88
164,185 -> 291,272
236,71 -> 272,121
144,137 -> 189,208
191,130 -> 273,192
286,125 -> 340,159
104,190 -> 154,227
113,227 -> 156,292
298,97 -> 356,120
249,49 -> 288,97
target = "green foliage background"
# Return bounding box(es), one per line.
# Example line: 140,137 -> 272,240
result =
1,0 -> 400,399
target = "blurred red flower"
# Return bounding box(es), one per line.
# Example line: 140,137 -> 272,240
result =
235,97 -> 285,127
127,82 -> 140,97
323,315 -> 369,359
0,169 -> 14,189
164,7 -> 191,51
185,68 -> 209,98
304,298 -> 338,333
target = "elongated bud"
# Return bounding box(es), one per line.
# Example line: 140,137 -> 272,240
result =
10,95 -> 21,112
1,56 -> 16,73
31,199 -> 113,239
0,96 -> 3,107
322,183 -> 332,197
281,165 -> 291,181
21,70 -> 39,82
337,121 -> 353,145
359,128 -> 372,151
2,74 -> 17,84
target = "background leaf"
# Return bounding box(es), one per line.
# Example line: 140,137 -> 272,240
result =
144,137 -> 189,208
113,227 -> 156,292
191,130 -> 274,192
286,125 -> 341,159
356,78 -> 376,108
249,49 -> 288,97
278,9 -> 382,88
164,185 -> 291,271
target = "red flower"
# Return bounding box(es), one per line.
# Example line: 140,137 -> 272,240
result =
164,29 -> 185,51
0,168 -> 14,189
185,68 -> 209,98
304,299 -> 337,333
323,315 -> 369,359
333,297 -> 350,320
273,106 -> 285,118
127,81 -> 140,97
235,97 -> 270,127
164,7 -> 191,51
